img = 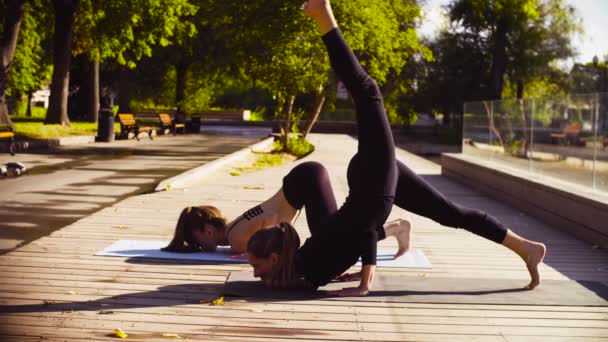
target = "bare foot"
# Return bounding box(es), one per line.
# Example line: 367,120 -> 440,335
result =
384,218 -> 412,259
303,0 -> 330,18
303,0 -> 337,35
525,241 -> 546,290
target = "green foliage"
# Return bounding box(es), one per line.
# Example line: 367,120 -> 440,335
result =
272,137 -> 314,159
74,0 -> 198,67
7,1 -> 53,97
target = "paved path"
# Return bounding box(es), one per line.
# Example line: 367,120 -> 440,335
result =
0,133 -> 606,341
0,131 -> 268,253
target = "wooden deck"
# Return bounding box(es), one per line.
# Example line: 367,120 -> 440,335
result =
1,134 -> 607,341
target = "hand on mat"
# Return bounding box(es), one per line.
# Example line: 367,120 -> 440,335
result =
229,252 -> 248,260
326,286 -> 369,297
335,272 -> 361,282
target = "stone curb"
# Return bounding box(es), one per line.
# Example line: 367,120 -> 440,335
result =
16,135 -> 96,149
155,136 -> 275,192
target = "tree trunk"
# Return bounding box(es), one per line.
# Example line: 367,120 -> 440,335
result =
518,99 -> 530,158
302,93 -> 326,139
0,0 -> 27,126
483,100 -> 504,149
46,0 -> 78,126
175,60 -> 189,114
489,17 -> 509,100
516,79 -> 524,100
26,90 -> 33,117
281,95 -> 295,149
117,66 -> 132,113
86,53 -> 99,122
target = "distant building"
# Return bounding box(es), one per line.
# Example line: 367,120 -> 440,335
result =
31,87 -> 50,108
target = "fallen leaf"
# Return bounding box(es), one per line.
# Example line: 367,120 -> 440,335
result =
243,186 -> 264,190
210,296 -> 224,306
113,225 -> 126,229
114,328 -> 128,339
165,183 -> 172,190
98,311 -> 115,315
68,291 -> 79,295
162,333 -> 182,339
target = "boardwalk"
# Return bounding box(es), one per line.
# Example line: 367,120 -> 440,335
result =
0,134 -> 606,341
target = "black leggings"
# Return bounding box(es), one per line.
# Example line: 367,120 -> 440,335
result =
284,160 -> 508,244
292,28 -> 397,285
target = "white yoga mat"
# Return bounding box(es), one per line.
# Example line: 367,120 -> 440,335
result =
96,240 -> 432,268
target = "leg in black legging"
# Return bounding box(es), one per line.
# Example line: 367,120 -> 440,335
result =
283,161 -> 387,239
321,28 -> 397,265
393,160 -> 507,243
322,29 -> 397,200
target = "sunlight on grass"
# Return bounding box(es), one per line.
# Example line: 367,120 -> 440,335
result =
12,121 -> 120,139
230,153 -> 293,176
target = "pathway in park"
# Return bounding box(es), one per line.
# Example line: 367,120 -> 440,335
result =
0,128 -> 270,254
0,133 -> 605,341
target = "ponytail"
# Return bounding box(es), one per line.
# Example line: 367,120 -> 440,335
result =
162,205 -> 227,252
247,222 -> 301,288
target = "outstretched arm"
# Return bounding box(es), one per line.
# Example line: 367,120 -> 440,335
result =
328,264 -> 375,297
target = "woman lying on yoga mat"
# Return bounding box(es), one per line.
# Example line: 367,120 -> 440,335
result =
244,0 -> 547,297
162,180 -> 411,257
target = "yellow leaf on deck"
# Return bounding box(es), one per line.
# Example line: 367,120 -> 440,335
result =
210,296 -> 224,306
114,328 -> 128,338
113,225 -> 126,229
165,183 -> 172,190
162,333 -> 182,338
68,291 -> 79,295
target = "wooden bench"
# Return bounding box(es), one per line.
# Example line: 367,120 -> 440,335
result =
0,124 -> 16,155
116,113 -> 154,140
158,113 -> 185,135
550,123 -> 582,146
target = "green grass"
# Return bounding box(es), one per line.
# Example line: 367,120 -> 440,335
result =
272,137 -> 315,159
230,153 -> 291,176
10,109 -> 120,139
12,121 -> 121,139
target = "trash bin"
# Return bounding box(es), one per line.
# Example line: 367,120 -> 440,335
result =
97,108 -> 115,142
189,115 -> 201,133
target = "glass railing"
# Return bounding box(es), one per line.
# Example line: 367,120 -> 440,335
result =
462,92 -> 608,193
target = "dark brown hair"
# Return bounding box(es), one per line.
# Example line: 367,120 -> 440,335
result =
162,205 -> 227,252
247,222 -> 301,288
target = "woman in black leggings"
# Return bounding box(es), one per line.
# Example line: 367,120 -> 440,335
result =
247,0 -> 546,296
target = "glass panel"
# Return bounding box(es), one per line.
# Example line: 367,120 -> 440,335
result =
488,98 -> 532,173
595,92 -> 608,193
529,94 -> 595,189
462,101 -> 493,161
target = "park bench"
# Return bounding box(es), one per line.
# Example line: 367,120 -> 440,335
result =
0,124 -> 16,155
158,113 -> 185,135
550,123 -> 582,146
117,113 -> 154,140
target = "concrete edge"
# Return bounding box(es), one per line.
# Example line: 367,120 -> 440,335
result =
155,136 -> 275,192
15,135 -> 97,149
441,153 -> 608,248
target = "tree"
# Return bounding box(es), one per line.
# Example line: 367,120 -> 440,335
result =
0,0 -> 27,126
45,0 -> 78,125
217,0 -> 429,145
8,0 -> 54,117
74,0 -> 197,121
448,0 -> 579,100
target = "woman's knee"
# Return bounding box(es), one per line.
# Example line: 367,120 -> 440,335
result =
294,161 -> 329,183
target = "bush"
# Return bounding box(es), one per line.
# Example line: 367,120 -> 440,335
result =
273,137 -> 314,159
